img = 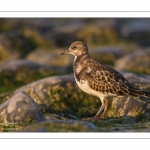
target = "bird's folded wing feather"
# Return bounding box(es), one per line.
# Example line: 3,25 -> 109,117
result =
85,59 -> 139,96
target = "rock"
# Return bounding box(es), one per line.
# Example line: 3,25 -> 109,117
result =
26,48 -> 57,66
26,48 -> 73,73
0,59 -> 50,73
103,116 -> 137,124
115,49 -> 150,74
121,116 -> 137,124
0,59 -> 59,83
122,72 -> 150,85
46,113 -> 78,120
0,91 -> 45,125
14,74 -> 75,106
107,95 -> 150,118
120,19 -> 150,47
44,113 -> 70,120
18,120 -> 97,132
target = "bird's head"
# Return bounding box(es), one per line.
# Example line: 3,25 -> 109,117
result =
60,41 -> 89,57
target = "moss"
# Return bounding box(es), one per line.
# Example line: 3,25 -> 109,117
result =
19,121 -> 96,132
93,120 -> 115,128
90,116 -> 136,130
46,83 -> 101,119
0,68 -> 57,103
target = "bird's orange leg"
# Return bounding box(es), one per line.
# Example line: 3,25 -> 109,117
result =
94,99 -> 109,119
94,103 -> 105,118
100,99 -> 109,119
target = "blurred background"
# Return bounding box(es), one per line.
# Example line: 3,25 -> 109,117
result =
0,18 -> 150,132
0,18 -> 150,101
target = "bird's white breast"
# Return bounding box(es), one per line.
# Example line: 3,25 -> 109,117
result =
74,76 -> 107,99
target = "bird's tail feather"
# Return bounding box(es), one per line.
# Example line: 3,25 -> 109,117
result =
128,86 -> 150,98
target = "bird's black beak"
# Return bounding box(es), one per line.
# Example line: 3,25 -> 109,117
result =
60,50 -> 69,55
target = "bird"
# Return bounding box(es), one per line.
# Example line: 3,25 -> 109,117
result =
60,41 -> 150,119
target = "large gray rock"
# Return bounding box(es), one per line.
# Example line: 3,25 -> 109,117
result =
0,59 -> 51,73
0,59 -> 61,81
107,96 -> 150,118
14,75 -> 75,106
122,72 -> 150,85
26,48 -> 57,66
0,91 -> 45,125
115,49 -> 150,74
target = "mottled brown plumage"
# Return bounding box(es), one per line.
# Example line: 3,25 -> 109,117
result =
61,41 -> 150,118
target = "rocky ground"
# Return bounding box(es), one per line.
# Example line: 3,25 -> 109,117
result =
0,18 -> 150,132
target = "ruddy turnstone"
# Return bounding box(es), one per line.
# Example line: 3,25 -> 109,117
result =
60,41 -> 150,118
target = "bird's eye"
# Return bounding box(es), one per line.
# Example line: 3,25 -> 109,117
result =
72,46 -> 76,49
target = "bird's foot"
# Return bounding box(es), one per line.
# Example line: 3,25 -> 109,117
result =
86,116 -> 100,121
93,113 -> 106,119
99,114 -> 106,119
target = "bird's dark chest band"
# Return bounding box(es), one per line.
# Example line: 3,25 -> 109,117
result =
74,66 -> 86,81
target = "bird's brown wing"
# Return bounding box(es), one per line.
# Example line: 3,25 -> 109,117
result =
85,59 -> 147,97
